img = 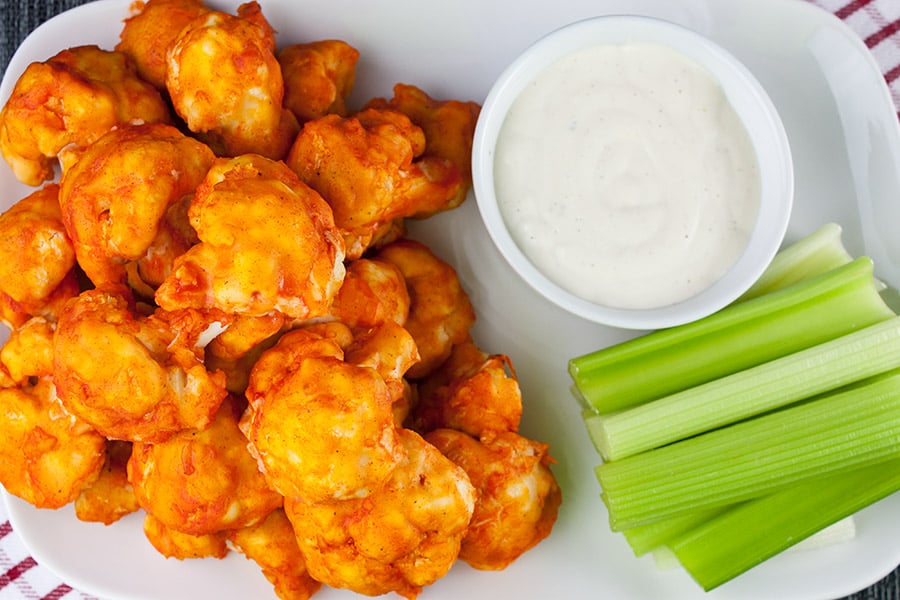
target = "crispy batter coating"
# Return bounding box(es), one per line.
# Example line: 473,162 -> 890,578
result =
155,154 -> 346,320
328,257 -> 410,332
411,340 -> 522,436
243,326 -> 402,502
128,395 -> 282,535
0,184 -> 78,328
278,40 -> 359,123
166,3 -> 299,159
116,0 -> 211,90
75,440 -> 140,525
286,108 -> 464,259
229,508 -> 323,600
284,428 -> 475,599
0,45 -> 171,186
58,123 -> 215,288
376,239 -> 475,378
0,377 -> 106,509
425,429 -> 562,571
52,287 -> 228,442
143,512 -> 229,559
366,83 -> 480,215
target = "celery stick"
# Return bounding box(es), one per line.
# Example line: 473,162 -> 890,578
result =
592,316 -> 900,461
621,505 -> 732,556
595,368 -> 900,530
669,457 -> 900,591
736,223 -> 852,302
569,257 -> 893,414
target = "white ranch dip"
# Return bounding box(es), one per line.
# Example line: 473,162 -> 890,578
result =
494,42 -> 761,310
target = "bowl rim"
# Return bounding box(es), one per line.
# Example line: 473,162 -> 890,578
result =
471,13 -> 794,330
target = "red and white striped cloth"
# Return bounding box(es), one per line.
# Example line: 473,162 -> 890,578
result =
0,0 -> 899,599
815,0 -> 900,117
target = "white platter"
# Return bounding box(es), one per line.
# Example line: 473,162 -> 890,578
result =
3,0 -> 900,599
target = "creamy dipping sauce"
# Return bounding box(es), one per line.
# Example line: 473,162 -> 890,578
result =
494,42 -> 761,310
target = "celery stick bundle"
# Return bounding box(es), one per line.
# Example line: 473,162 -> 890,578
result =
568,224 -> 900,591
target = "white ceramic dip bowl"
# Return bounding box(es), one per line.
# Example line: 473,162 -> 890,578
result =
472,14 -> 793,330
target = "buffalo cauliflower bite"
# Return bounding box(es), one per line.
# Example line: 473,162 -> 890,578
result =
58,123 -> 215,288
328,257 -> 410,332
75,440 -> 140,525
0,184 -> 78,329
128,395 -> 282,535
242,326 -> 403,503
205,312 -> 285,394
284,428 -> 475,599
229,508 -> 323,600
366,83 -> 480,215
0,45 -> 171,186
411,339 -> 523,436
155,154 -> 346,321
286,108 -> 464,259
424,428 -> 562,571
376,239 -> 475,378
116,0 -> 211,91
0,377 -> 106,509
0,316 -> 55,383
52,287 -> 228,442
142,512 -> 229,560
165,2 -> 299,159
278,40 -> 360,123
344,321 -> 420,426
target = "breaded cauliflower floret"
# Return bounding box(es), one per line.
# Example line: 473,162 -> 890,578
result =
128,395 -> 282,535
0,184 -> 78,328
166,2 -> 299,159
344,321 -> 420,426
116,0 -> 211,91
425,428 -> 562,571
376,239 -> 475,378
411,339 -> 523,436
229,508 -> 323,600
0,45 -> 171,185
284,428 -> 475,599
74,440 -> 140,525
52,287 -> 228,442
366,83 -> 481,215
328,257 -> 410,332
155,154 -> 346,321
242,326 -> 402,503
0,377 -> 106,509
286,108 -> 463,259
142,512 -> 229,560
58,122 -> 215,288
278,40 -> 360,123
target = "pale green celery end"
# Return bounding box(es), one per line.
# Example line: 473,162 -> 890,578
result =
620,505 -> 731,556
595,369 -> 900,530
597,316 -> 900,461
670,457 -> 900,591
582,412 -> 607,458
569,257 -> 893,415
737,223 -> 851,302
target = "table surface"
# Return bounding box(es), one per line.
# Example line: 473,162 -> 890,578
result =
1,1 -> 900,599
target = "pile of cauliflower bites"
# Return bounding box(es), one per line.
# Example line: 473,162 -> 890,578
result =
0,0 -> 562,598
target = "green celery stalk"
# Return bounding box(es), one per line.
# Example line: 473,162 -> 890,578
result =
569,257 -> 893,414
591,316 -> 900,461
736,223 -> 852,302
669,456 -> 900,591
620,505 -> 733,557
595,368 -> 900,530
